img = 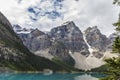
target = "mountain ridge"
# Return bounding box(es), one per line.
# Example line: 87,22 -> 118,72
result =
14,21 -> 116,70
0,12 -> 78,72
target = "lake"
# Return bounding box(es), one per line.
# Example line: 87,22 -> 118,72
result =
0,73 -> 105,80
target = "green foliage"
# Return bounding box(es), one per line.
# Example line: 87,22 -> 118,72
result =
100,57 -> 120,80
113,14 -> 120,31
100,75 -> 118,80
91,65 -> 108,72
113,0 -> 120,5
112,36 -> 120,53
52,57 -> 81,72
113,23 -> 120,31
100,1 -> 120,80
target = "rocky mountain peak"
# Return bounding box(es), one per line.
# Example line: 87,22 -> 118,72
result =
31,28 -> 45,37
85,26 -> 100,35
62,21 -> 79,32
62,21 -> 76,27
49,21 -> 89,56
84,26 -> 111,52
50,21 -> 82,38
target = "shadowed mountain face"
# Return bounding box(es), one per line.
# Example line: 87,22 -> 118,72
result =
0,12 -> 78,72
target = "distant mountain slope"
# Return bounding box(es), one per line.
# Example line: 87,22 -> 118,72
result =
0,12 -> 77,72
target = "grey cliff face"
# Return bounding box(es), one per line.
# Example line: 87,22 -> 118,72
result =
30,28 -> 45,37
16,26 -> 75,66
18,29 -> 52,52
49,41 -> 75,66
49,21 -> 89,56
29,35 -> 51,52
84,26 -> 111,52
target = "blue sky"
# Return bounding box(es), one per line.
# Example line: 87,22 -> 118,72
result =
0,0 -> 119,36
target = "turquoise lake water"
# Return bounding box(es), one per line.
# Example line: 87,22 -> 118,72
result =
0,73 -> 105,80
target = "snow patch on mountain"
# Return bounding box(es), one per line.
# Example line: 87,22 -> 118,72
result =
83,34 -> 94,54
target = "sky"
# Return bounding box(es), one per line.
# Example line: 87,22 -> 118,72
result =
0,0 -> 119,36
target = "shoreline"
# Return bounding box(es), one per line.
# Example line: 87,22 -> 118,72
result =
0,67 -> 105,74
0,70 -> 104,74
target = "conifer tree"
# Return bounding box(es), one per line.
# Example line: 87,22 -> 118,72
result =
100,0 -> 120,80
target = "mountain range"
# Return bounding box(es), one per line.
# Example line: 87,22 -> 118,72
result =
13,21 -> 118,70
0,12 -> 79,72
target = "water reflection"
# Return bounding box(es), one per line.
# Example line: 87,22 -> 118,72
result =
75,74 -> 98,80
0,73 -> 105,80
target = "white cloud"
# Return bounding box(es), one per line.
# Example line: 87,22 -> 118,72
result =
0,0 -> 119,36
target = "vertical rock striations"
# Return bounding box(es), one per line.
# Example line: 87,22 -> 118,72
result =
49,21 -> 89,56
